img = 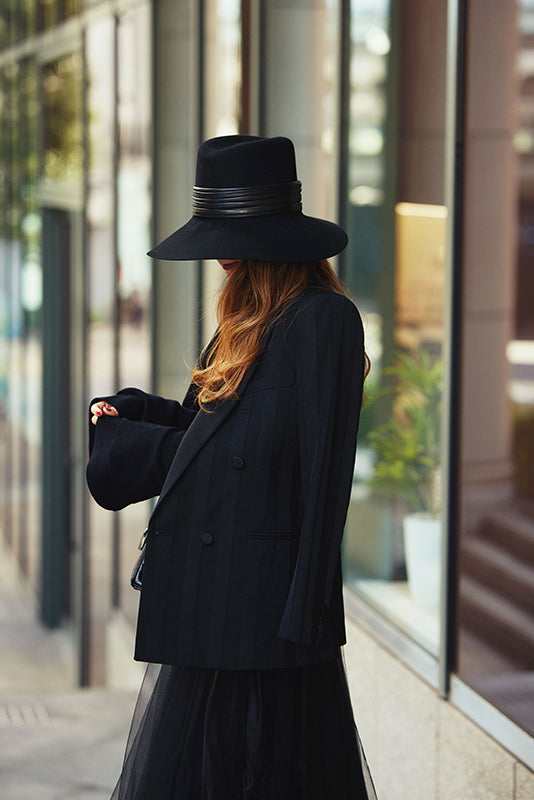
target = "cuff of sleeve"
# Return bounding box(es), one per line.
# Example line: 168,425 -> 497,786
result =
88,393 -> 144,455
86,416 -> 119,510
112,392 -> 144,420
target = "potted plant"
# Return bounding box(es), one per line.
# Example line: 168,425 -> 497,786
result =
367,349 -> 442,606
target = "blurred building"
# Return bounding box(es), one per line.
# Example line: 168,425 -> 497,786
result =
0,0 -> 533,796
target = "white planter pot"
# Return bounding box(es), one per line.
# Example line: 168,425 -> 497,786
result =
403,513 -> 441,607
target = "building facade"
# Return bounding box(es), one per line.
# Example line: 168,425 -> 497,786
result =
0,0 -> 533,796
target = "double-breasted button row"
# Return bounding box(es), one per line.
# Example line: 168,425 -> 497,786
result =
231,456 -> 245,470
200,531 -> 214,545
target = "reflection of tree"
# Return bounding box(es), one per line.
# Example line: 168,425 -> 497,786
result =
0,60 -> 39,235
0,58 -> 41,334
42,53 -> 83,182
0,1 -> 78,46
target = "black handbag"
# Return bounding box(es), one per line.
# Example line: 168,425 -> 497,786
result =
131,528 -> 148,590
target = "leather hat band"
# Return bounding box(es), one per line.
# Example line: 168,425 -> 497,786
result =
192,181 -> 302,218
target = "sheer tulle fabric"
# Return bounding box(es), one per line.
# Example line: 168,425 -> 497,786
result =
111,653 -> 377,800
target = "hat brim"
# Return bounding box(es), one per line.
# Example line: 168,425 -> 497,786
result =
147,212 -> 347,262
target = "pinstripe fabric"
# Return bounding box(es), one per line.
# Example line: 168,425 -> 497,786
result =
87,288 -> 365,670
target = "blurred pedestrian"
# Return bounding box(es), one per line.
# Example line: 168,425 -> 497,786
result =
88,135 -> 376,800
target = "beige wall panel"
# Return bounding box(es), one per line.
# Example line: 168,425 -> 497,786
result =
462,138 -> 518,315
438,699 -> 515,800
516,762 -> 534,800
397,138 -> 446,205
465,0 -> 518,134
460,315 -> 514,470
398,0 -> 447,135
345,617 -> 437,800
344,615 -> 533,799
344,619 -> 381,767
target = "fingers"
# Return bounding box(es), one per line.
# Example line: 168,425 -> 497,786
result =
90,401 -> 119,425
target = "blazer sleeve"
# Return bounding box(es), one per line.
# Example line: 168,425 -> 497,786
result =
88,386 -> 198,453
277,292 -> 365,647
105,387 -> 197,426
86,416 -> 185,511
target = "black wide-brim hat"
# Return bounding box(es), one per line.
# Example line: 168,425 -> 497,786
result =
148,135 -> 348,262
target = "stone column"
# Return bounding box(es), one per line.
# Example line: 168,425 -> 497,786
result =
261,0 -> 340,224
153,0 -> 201,399
397,0 -> 447,206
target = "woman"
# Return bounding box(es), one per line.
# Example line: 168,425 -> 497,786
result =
88,135 -> 377,800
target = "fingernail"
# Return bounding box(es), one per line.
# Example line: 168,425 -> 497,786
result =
96,410 -> 102,415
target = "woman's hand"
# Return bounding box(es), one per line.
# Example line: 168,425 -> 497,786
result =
91,401 -> 119,426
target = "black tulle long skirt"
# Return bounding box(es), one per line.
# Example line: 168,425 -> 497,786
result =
110,651 -> 377,800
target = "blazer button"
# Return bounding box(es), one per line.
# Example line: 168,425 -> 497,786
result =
200,532 -> 214,545
231,456 -> 245,470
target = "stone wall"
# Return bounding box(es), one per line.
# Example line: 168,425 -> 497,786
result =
344,616 -> 534,800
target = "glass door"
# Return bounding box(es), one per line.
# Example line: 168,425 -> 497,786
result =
39,44 -> 84,682
342,0 -> 449,659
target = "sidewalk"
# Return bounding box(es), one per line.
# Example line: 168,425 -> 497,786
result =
0,544 -> 136,800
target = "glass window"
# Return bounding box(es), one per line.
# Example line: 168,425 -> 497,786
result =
39,47 -> 83,645
0,58 -> 42,592
342,0 -> 448,657
0,69 -> 7,541
116,2 -> 153,628
19,58 -> 42,591
0,62 -> 23,570
86,13 -> 116,683
455,0 -> 534,737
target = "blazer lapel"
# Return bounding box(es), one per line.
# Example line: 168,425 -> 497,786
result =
154,355 -> 261,511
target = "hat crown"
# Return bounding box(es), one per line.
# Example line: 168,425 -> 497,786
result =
195,135 -> 298,189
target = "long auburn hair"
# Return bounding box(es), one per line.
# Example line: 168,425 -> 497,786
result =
192,259 -> 368,409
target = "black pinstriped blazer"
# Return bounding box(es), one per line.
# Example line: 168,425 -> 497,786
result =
87,288 -> 365,670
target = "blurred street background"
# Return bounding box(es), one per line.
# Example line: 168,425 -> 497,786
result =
0,540 -> 136,799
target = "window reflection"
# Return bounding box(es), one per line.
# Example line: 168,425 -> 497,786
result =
343,0 -> 448,656
37,0 -> 57,31
456,0 -> 534,737
37,0 -> 79,31
8,0 -> 37,43
0,57 -> 42,591
116,3 -> 153,628
42,53 -> 83,183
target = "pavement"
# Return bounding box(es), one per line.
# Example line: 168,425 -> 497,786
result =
0,543 -> 137,800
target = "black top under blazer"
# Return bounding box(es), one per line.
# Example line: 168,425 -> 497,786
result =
87,288 -> 365,670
